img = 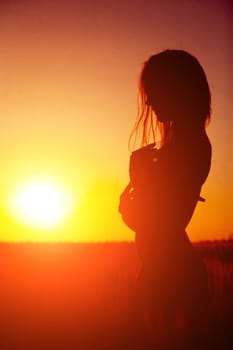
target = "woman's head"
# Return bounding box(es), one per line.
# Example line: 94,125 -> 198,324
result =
131,49 -> 211,148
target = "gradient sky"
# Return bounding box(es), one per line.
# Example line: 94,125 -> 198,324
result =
0,0 -> 232,242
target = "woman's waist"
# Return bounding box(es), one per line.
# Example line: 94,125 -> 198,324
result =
135,227 -> 191,248
135,228 -> 192,262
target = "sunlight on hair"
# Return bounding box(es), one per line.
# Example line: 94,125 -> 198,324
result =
9,177 -> 75,229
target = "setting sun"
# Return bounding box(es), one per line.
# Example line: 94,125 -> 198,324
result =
9,178 -> 75,229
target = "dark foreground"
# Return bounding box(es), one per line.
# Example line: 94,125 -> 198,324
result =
0,241 -> 233,349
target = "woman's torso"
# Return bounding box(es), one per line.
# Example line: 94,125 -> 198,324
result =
129,132 -> 212,260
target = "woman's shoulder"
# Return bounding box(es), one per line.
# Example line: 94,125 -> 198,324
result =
130,143 -> 158,169
129,143 -> 161,188
129,134 -> 211,178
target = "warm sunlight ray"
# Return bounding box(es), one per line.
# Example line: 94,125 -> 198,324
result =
9,178 -> 75,229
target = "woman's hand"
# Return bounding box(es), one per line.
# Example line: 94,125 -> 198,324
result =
119,183 -> 133,212
119,183 -> 138,231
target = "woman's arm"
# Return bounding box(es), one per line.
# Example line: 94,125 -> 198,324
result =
119,183 -> 139,231
119,145 -> 158,231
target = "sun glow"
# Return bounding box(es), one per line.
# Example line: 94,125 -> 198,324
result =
9,178 -> 75,229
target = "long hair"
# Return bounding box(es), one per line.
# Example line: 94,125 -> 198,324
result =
130,50 -> 211,150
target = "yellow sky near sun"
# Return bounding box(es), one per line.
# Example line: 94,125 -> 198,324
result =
0,0 -> 232,242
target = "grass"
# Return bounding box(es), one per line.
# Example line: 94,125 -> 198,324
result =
0,240 -> 232,349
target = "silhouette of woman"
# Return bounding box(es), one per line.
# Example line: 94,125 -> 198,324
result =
119,50 -> 212,348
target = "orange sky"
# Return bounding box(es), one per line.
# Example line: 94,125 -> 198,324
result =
0,0 -> 232,242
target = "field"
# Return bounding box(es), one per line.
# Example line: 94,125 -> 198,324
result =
0,241 -> 233,349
